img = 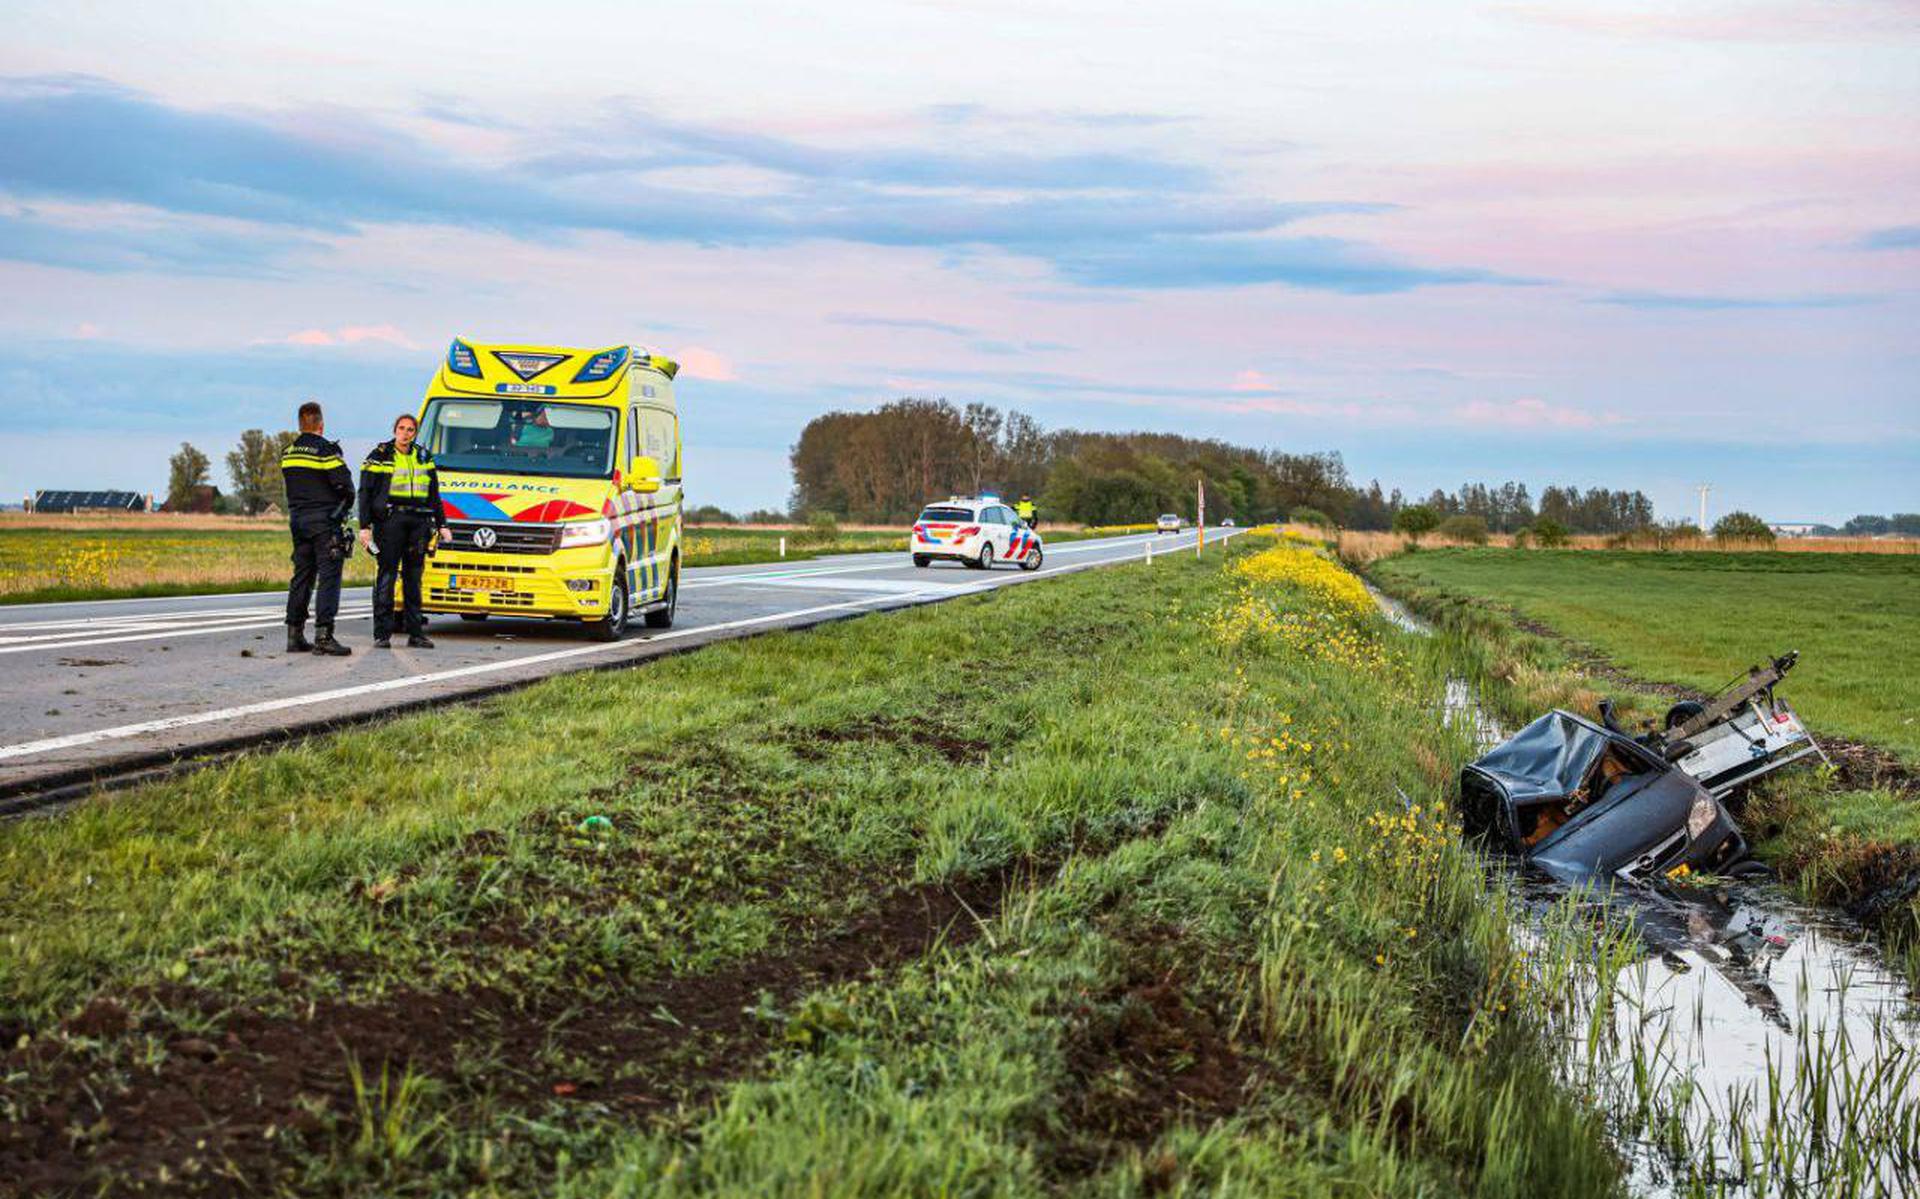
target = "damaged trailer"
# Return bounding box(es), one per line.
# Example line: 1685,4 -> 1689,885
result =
1460,652 -> 1825,887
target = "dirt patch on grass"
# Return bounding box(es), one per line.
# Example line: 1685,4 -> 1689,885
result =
1045,936 -> 1261,1182
0,871 -> 1017,1197
786,714 -> 992,765
1511,616 -> 1702,701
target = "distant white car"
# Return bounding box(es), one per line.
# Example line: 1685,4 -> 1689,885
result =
1221,517 -> 1235,527
1156,513 -> 1183,534
911,498 -> 1044,571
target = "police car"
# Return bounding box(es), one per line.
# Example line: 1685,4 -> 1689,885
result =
911,497 -> 1044,571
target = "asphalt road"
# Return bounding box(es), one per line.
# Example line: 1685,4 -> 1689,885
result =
0,527 -> 1241,804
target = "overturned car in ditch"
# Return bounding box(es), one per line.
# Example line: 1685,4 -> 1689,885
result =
1461,652 -> 1824,887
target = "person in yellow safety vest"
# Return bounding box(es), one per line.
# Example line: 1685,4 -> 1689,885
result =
358,413 -> 450,649
1015,495 -> 1038,528
280,399 -> 355,656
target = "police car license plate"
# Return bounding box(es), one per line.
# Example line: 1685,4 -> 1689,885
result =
455,575 -> 514,592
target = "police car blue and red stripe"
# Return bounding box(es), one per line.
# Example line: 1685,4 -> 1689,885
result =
911,497 -> 1043,571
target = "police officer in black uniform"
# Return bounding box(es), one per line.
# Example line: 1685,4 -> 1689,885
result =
281,400 -> 355,656
358,413 -> 450,648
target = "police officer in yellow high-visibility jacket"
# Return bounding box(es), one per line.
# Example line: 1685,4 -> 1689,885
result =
358,413 -> 450,648
1015,495 -> 1038,528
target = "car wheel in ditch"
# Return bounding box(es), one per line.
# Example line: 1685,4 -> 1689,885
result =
1664,700 -> 1707,730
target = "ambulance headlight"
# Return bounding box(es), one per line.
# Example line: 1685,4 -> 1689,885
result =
558,518 -> 612,548
1687,792 -> 1719,840
572,346 -> 629,383
447,339 -> 482,378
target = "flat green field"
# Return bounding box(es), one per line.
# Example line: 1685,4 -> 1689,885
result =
1373,549 -> 1920,762
0,539 -> 1623,1197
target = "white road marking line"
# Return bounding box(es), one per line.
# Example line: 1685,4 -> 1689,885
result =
0,605 -> 377,656
0,528 -> 1244,764
0,612 -> 301,645
0,602 -> 302,632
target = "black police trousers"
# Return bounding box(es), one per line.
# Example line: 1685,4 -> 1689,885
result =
372,508 -> 435,638
286,510 -> 344,629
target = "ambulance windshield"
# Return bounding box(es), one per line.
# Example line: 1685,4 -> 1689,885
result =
419,398 -> 617,479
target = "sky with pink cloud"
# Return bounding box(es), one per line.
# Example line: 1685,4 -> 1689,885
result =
0,0 -> 1914,521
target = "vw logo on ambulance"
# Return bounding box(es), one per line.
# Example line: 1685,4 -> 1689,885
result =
472,526 -> 498,549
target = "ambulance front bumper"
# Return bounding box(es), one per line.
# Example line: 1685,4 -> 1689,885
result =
422,543 -> 616,618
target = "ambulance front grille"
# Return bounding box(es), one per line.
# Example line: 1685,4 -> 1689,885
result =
431,588 -> 537,608
435,559 -> 537,574
445,520 -> 562,555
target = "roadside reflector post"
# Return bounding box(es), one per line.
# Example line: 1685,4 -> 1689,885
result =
1196,477 -> 1207,558
779,536 -> 786,558
1145,539 -> 1153,565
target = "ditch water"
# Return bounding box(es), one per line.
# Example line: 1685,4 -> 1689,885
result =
1370,586 -> 1920,1197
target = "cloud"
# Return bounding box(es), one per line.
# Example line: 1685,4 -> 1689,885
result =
0,208 -> 322,276
1229,369 -> 1284,393
1051,234 -> 1534,292
264,324 -> 419,350
673,346 -> 737,381
0,75 -> 1513,295
1854,224 -> 1920,251
1453,397 -> 1624,430
1497,3 -> 1920,42
968,339 -> 1073,356
1590,290 -> 1878,310
828,313 -> 978,337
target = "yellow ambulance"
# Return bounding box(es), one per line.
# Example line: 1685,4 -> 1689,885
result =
413,339 -> 682,639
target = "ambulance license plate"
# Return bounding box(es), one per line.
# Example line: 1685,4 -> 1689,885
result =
455,575 -> 514,592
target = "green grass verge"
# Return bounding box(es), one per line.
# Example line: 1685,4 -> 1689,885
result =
0,540 -> 1617,1196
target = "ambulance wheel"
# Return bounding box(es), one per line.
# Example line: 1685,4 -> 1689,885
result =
1664,700 -> 1706,730
970,544 -> 994,571
460,613 -> 489,622
912,554 -> 930,568
644,556 -> 678,629
1021,546 -> 1043,572
591,569 -> 630,641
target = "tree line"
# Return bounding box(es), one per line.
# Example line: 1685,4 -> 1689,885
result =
165,430 -> 297,515
788,398 -> 1657,532
1840,514 -> 1920,536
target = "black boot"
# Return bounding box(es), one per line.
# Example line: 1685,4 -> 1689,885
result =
372,632 -> 392,648
406,632 -> 435,649
312,626 -> 352,656
286,624 -> 312,653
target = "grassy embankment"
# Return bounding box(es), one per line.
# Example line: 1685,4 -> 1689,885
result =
1370,548 -> 1920,969
0,536 -> 1620,1196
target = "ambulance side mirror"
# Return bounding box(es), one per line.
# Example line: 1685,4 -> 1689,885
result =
631,455 -> 662,494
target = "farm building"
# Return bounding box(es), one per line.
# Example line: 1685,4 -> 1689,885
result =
31,490 -> 148,514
